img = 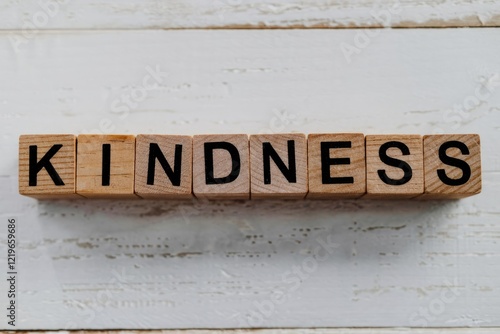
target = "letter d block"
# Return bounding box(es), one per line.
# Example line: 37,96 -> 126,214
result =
19,134 -> 79,199
421,134 -> 481,199
365,135 -> 424,199
77,135 -> 137,198
135,135 -> 193,199
250,134 -> 308,199
193,134 -> 249,199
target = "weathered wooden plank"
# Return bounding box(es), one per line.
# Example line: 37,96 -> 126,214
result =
0,29 -> 499,330
18,329 -> 500,334
1,0 -> 499,31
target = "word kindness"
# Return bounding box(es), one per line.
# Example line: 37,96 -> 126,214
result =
19,133 -> 481,200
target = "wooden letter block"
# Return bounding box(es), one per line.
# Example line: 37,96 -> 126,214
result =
250,133 -> 308,199
77,135 -> 137,198
365,134 -> 424,199
421,134 -> 481,199
135,134 -> 193,199
193,134 -> 249,199
307,133 -> 366,199
19,134 -> 79,199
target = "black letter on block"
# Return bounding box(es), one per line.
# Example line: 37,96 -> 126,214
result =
102,144 -> 111,186
321,141 -> 354,184
147,143 -> 182,186
29,144 -> 65,186
438,140 -> 471,186
263,140 -> 296,185
204,142 -> 241,185
378,141 -> 413,186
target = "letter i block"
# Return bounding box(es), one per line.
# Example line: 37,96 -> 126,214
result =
19,134 -> 79,199
193,134 -> 250,199
307,133 -> 366,199
135,135 -> 193,199
250,133 -> 308,199
77,135 -> 137,198
421,134 -> 481,199
365,135 -> 424,199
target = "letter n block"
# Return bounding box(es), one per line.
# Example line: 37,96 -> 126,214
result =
307,133 -> 366,199
421,134 -> 481,199
193,134 -> 249,199
135,135 -> 193,199
365,135 -> 424,199
250,133 -> 308,199
77,135 -> 137,198
19,134 -> 79,199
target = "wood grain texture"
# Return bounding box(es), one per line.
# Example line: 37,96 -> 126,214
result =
193,134 -> 250,199
77,134 -> 137,199
135,134 -> 193,199
307,133 -> 366,199
1,0 -> 500,30
365,135 -> 424,199
16,330 -> 500,334
250,133 -> 308,199
18,134 -> 79,199
1,29 -> 500,330
421,134 -> 482,199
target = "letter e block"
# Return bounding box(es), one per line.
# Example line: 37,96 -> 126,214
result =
135,134 -> 193,199
19,134 -> 79,199
77,135 -> 136,198
421,134 -> 481,199
250,133 -> 308,199
193,134 -> 249,199
307,133 -> 366,199
365,135 -> 424,199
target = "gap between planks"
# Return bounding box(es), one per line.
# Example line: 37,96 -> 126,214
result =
1,25 -> 500,33
13,328 -> 500,333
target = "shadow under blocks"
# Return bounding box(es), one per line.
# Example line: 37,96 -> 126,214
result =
19,133 -> 481,200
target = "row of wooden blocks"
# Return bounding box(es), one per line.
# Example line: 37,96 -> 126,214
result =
19,133 -> 481,200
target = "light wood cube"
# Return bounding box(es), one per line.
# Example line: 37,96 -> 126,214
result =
365,134 -> 424,199
421,134 -> 481,199
193,134 -> 250,199
19,134 -> 79,199
250,133 -> 308,199
135,134 -> 193,199
77,134 -> 137,199
307,133 -> 366,199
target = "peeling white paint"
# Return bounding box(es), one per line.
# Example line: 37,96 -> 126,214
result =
0,0 -> 499,30
0,29 -> 499,330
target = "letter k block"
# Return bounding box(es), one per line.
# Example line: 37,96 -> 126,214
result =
19,134 -> 80,199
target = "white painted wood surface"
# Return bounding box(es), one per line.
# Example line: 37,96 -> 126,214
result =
0,29 -> 499,330
1,0 -> 499,30
23,330 -> 500,334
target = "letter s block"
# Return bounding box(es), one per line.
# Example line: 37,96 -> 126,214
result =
19,134 -> 79,199
365,134 -> 424,199
77,135 -> 137,198
193,134 -> 249,199
421,134 -> 481,199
